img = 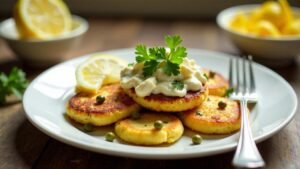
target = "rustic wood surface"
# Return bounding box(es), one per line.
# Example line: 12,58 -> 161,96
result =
0,18 -> 299,169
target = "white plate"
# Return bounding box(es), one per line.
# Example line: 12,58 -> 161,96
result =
23,48 -> 298,159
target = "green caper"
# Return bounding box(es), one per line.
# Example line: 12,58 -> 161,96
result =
83,123 -> 93,132
192,134 -> 202,145
209,71 -> 216,78
154,120 -> 164,129
218,101 -> 227,109
131,112 -> 140,120
96,95 -> 105,104
105,132 -> 115,142
196,111 -> 203,116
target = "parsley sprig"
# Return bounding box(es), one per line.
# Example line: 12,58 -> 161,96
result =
224,88 -> 234,97
172,80 -> 184,90
135,35 -> 187,78
0,67 -> 28,105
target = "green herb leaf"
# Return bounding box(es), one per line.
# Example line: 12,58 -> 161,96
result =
164,60 -> 180,76
0,67 -> 28,105
143,60 -> 160,78
169,46 -> 187,64
149,47 -> 166,61
135,45 -> 149,63
224,88 -> 234,97
165,35 -> 182,50
203,73 -> 209,80
128,63 -> 134,67
172,80 -> 184,90
134,35 -> 187,78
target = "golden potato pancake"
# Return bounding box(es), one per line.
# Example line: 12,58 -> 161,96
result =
203,69 -> 229,97
115,113 -> 184,145
179,95 -> 241,134
124,86 -> 208,112
66,84 -> 140,126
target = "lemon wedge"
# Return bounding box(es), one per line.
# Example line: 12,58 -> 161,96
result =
279,0 -> 294,26
75,54 -> 127,93
14,0 -> 72,39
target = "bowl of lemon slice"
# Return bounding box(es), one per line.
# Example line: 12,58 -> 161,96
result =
0,0 -> 88,67
217,0 -> 300,66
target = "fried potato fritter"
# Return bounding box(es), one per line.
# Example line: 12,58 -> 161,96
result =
179,95 -> 241,134
124,87 -> 208,112
203,69 -> 229,97
66,84 -> 140,126
115,113 -> 184,145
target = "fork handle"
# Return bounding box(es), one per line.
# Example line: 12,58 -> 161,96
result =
232,98 -> 265,168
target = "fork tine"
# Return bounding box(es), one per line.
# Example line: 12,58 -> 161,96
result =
235,58 -> 240,94
229,58 -> 234,88
248,55 -> 256,93
242,56 -> 247,94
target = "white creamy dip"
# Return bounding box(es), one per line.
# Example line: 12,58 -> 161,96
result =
120,58 -> 207,97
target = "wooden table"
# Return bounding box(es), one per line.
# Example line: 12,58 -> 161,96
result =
0,18 -> 299,169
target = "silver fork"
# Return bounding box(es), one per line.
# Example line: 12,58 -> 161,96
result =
229,56 -> 265,168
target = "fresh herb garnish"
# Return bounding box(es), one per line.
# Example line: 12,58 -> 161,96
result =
135,35 -> 187,78
0,67 -> 28,105
128,63 -> 134,67
224,88 -> 234,97
172,80 -> 184,90
203,73 -> 209,80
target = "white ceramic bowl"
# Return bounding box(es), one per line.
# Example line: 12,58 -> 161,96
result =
0,15 -> 88,67
217,5 -> 300,66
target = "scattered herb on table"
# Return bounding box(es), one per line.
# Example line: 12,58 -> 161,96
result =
0,67 -> 28,105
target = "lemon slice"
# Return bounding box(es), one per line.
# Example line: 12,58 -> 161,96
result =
75,54 -> 127,93
279,0 -> 294,26
14,0 -> 72,39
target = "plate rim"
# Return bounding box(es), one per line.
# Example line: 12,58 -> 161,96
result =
23,48 -> 298,159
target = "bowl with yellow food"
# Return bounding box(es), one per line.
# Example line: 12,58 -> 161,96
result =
217,0 -> 300,66
0,0 -> 88,67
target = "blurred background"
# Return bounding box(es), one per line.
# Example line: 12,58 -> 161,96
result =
1,0 -> 300,67
1,0 -> 300,18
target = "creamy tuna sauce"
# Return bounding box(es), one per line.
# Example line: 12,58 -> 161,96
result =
120,58 -> 207,97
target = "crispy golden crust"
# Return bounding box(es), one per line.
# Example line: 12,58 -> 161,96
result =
115,113 -> 184,145
124,87 -> 208,112
203,69 -> 229,97
66,84 -> 140,126
179,95 -> 241,134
